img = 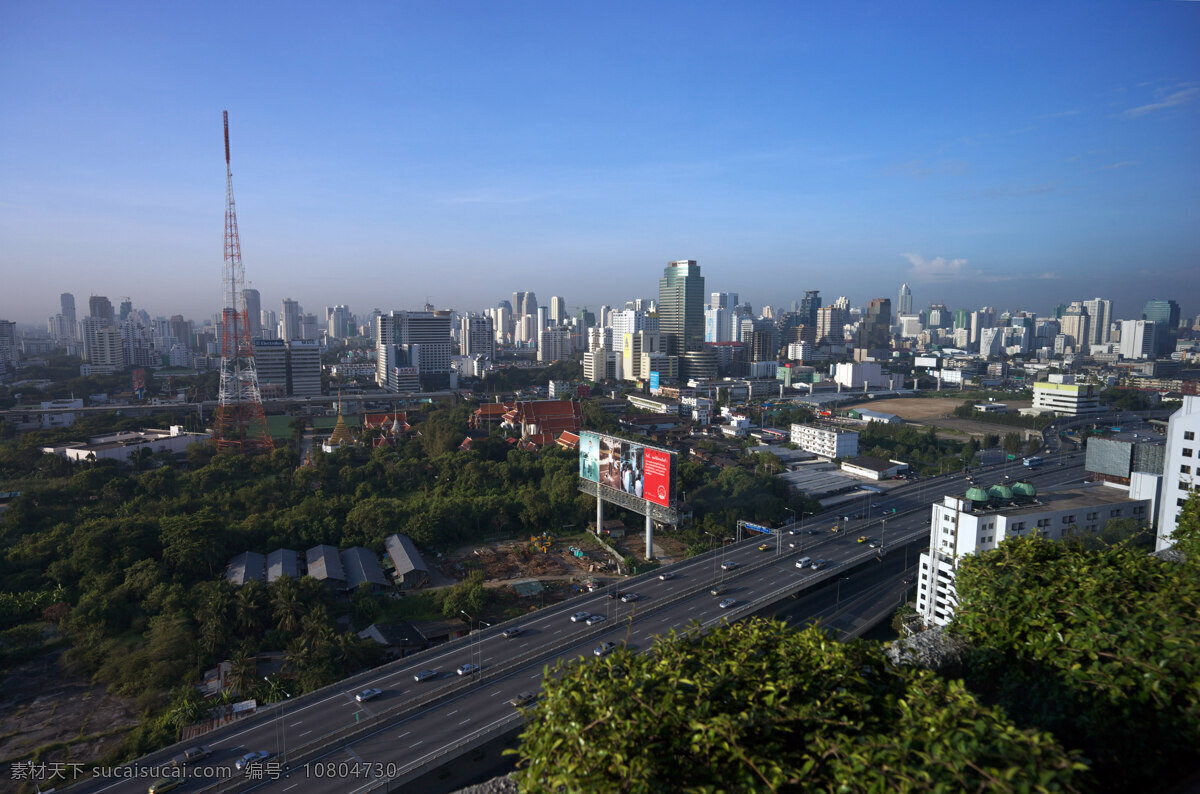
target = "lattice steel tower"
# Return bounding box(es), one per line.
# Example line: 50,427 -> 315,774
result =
214,111 -> 273,454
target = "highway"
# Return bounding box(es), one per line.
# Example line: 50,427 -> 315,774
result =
61,436 -> 1095,794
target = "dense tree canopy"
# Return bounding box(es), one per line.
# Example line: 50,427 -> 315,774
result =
514,620 -> 1083,793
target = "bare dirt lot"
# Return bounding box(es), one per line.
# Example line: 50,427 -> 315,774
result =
861,396 -> 1031,420
0,650 -> 140,780
860,397 -> 1036,440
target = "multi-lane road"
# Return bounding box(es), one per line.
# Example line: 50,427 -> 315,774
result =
61,440 -> 1097,794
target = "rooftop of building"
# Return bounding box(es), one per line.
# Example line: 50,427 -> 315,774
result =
961,485 -> 1143,516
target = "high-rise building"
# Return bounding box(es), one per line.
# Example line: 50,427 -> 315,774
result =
799,290 -> 821,328
0,320 -> 15,369
288,340 -> 322,397
84,324 -> 124,373
118,299 -> 133,321
242,289 -> 262,339
376,310 -> 453,391
60,293 -> 77,339
328,305 -> 354,339
704,306 -> 728,343
538,325 -> 572,363
536,305 -> 549,332
1082,298 -> 1112,347
1118,320 -> 1156,360
460,314 -> 495,359
658,259 -> 705,359
1142,299 -> 1181,355
898,283 -> 913,317
281,298 -> 301,341
513,291 -> 538,326
856,299 -> 892,351
89,296 -> 114,323
817,305 -> 847,344
549,296 -> 567,325
1156,396 -> 1200,552
1060,303 -> 1090,355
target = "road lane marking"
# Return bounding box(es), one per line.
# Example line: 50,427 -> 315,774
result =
459,718 -> 471,725
490,690 -> 502,697
283,784 -> 299,791
410,740 -> 423,747
447,709 -> 457,716
398,731 -> 410,738
299,730 -> 312,737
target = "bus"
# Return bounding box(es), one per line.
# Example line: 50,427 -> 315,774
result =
1022,456 -> 1043,468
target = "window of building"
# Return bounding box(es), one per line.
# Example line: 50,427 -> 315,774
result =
1184,448 -> 1194,458
1186,431 -> 1195,441
1110,509 -> 1121,517
1180,498 -> 1189,507
1183,465 -> 1192,475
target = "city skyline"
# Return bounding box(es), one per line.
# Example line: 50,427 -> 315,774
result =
2,2 -> 1198,324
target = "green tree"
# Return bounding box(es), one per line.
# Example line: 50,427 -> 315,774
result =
513,620 -> 1082,792
952,531 -> 1200,791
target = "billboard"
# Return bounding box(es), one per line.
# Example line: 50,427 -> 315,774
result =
579,431 -> 675,508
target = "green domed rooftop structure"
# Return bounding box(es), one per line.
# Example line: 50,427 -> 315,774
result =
966,486 -> 991,503
1012,481 -> 1037,499
988,484 -> 1014,502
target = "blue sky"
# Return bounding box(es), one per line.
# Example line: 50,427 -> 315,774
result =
2,1 -> 1197,326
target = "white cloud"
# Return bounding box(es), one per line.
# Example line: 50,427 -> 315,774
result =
901,253 -> 978,282
1122,86 -> 1199,119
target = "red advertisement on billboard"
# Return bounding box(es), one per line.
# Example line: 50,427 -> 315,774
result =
642,447 -> 673,507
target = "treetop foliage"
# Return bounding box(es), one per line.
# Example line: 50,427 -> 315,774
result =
514,620 -> 1084,793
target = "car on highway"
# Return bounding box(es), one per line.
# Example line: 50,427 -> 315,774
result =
658,571 -> 675,580
788,541 -> 800,549
811,559 -> 827,570
502,626 -> 524,639
807,529 -> 820,535
585,614 -> 607,626
786,528 -> 801,535
710,584 -> 728,596
355,687 -> 382,703
795,557 -> 812,569
235,750 -> 271,771
509,692 -> 537,708
594,641 -> 616,657
719,598 -> 736,609
721,561 -> 738,571
571,611 -> 591,622
871,502 -> 881,508
620,592 -> 639,603
857,536 -> 868,543
457,663 -> 480,676
148,779 -> 183,794
757,543 -> 771,552
869,541 -> 880,549
169,745 -> 211,766
413,669 -> 437,682
608,590 -> 625,600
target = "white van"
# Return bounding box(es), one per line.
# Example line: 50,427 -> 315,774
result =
795,557 -> 812,569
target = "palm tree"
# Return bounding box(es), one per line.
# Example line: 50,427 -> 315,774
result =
272,575 -> 302,635
235,580 -> 267,636
228,646 -> 258,699
300,604 -> 334,651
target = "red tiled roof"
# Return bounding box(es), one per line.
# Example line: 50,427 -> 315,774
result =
556,431 -> 580,450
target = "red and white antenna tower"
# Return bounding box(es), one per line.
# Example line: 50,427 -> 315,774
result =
214,111 -> 273,454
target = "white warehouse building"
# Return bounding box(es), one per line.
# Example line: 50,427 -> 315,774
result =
789,423 -> 859,459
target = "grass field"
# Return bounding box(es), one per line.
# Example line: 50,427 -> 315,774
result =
862,396 -> 1032,421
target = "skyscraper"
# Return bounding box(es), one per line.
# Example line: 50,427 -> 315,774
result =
1143,299 -> 1181,356
1082,298 -> 1111,347
1060,303 -> 1091,355
60,293 -> 76,329
89,295 -> 114,324
281,298 -> 301,341
549,296 -> 567,325
658,259 -> 705,358
856,298 -> 892,351
513,291 -> 538,326
898,283 -> 913,316
799,290 -> 821,328
242,288 -> 262,339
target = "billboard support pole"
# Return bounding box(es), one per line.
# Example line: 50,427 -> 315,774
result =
645,511 -> 653,561
596,492 -> 603,539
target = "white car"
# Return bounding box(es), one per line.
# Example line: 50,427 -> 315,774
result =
570,611 -> 591,623
585,614 -> 607,626
658,572 -> 675,581
721,561 -> 738,571
354,687 -> 382,703
593,641 -> 616,657
718,598 -> 736,609
619,592 -> 639,603
413,669 -> 437,682
456,663 -> 480,676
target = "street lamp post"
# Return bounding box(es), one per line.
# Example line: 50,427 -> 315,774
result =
836,576 -> 852,605
264,676 -> 290,765
477,621 -> 491,675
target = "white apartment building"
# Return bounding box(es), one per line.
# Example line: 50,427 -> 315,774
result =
1031,374 -> 1104,416
538,325 -> 572,363
1156,395 -> 1200,551
917,485 -> 1152,626
1118,320 -> 1157,360
789,423 -> 859,459
583,349 -> 621,382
